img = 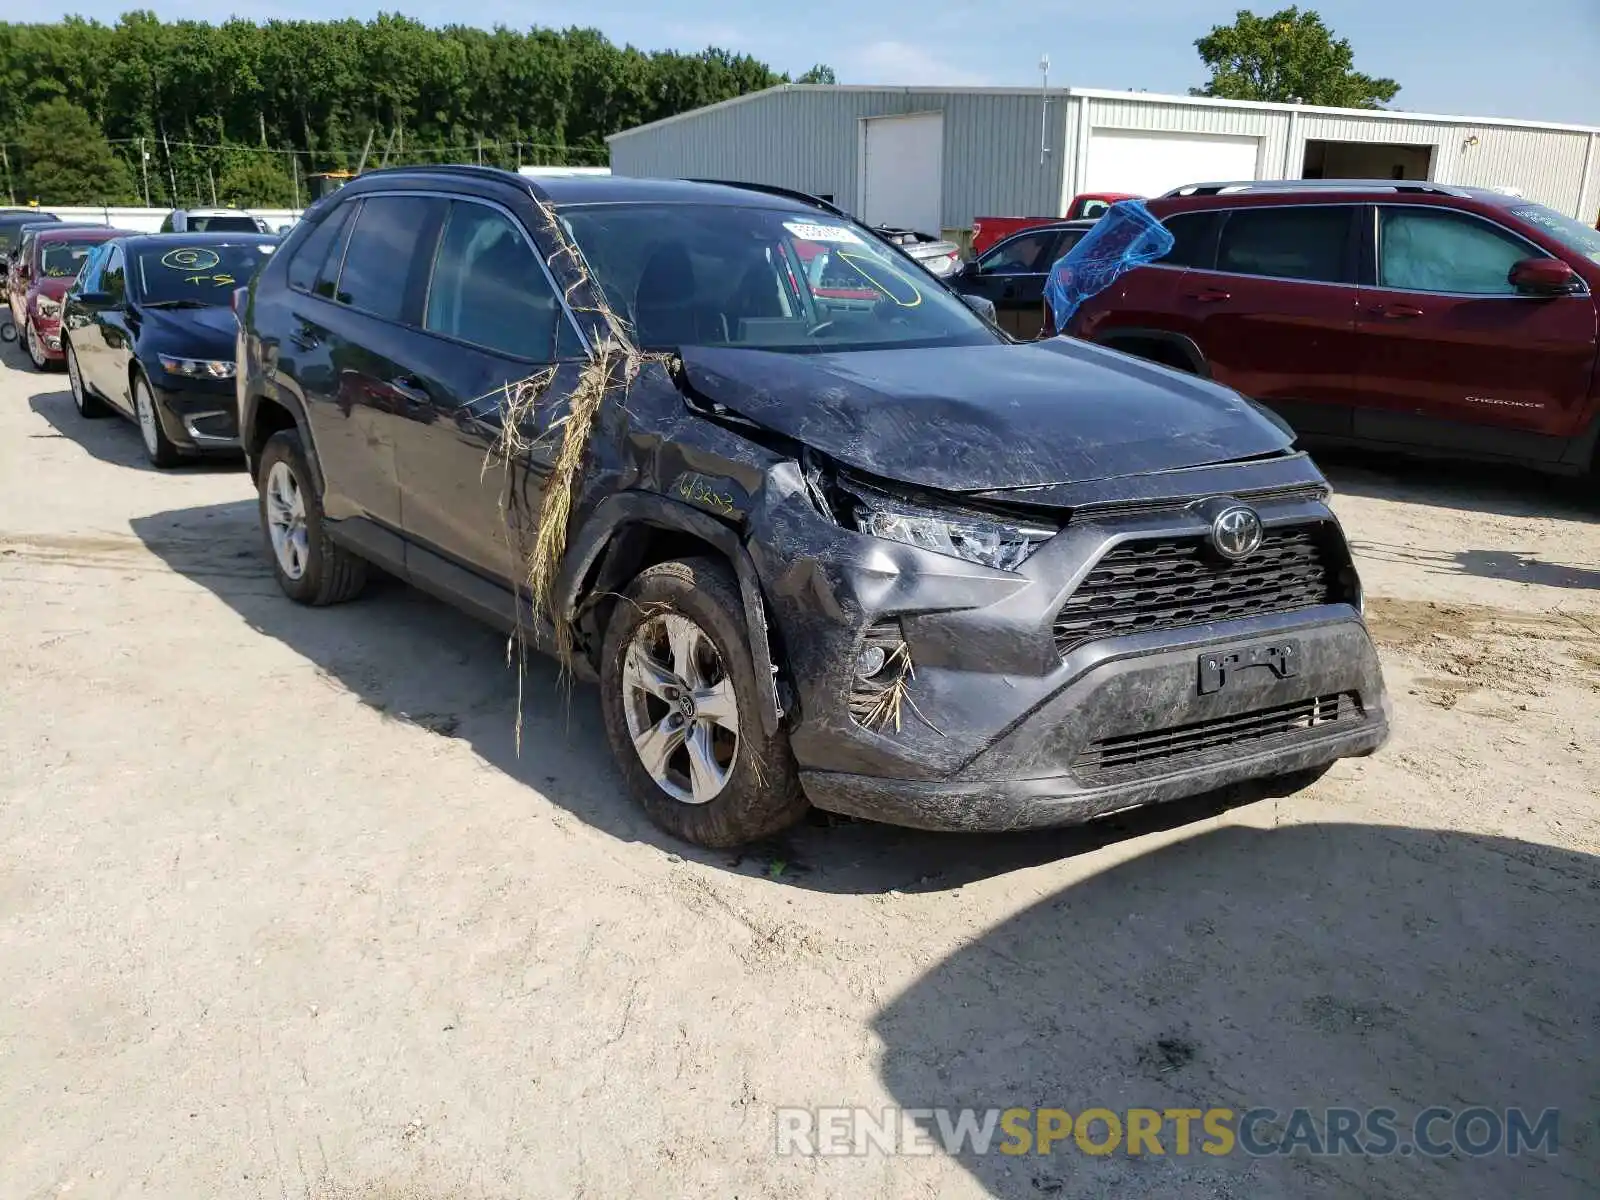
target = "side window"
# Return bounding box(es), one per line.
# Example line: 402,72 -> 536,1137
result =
1378,208 -> 1536,295
287,201 -> 354,295
334,195 -> 443,321
1162,212 -> 1218,268
979,231 -> 1060,275
1216,206 -> 1353,283
423,200 -> 581,360
102,246 -> 126,302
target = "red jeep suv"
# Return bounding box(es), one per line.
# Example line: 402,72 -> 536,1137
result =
1068,181 -> 1600,482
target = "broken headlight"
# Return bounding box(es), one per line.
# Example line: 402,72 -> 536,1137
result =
847,487 -> 1054,572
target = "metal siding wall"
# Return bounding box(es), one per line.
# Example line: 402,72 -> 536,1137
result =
609,88 -> 1069,231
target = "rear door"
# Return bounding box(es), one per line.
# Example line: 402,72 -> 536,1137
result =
961,229 -> 1065,338
396,195 -> 587,586
1354,204 -> 1598,449
292,192 -> 446,533
79,244 -> 129,408
1174,203 -> 1363,435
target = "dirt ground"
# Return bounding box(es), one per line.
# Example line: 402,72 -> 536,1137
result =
0,343 -> 1595,1200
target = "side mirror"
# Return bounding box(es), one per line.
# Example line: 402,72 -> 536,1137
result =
76,290 -> 113,308
1509,257 -> 1581,296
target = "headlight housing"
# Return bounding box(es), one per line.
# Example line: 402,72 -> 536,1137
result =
159,354 -> 235,379
846,484 -> 1054,572
34,296 -> 62,320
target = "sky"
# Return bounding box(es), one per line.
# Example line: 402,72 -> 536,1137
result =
50,0 -> 1600,127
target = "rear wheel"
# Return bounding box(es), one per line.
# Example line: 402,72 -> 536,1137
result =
257,428 -> 367,606
599,557 -> 807,848
66,341 -> 109,418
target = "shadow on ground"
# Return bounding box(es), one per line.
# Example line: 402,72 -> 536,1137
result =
26,382 -> 242,475
1351,540 -> 1600,591
874,822 -> 1599,1198
130,497 -> 1288,894
1318,451 -> 1596,524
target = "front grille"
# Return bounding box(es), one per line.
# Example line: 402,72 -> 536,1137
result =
1054,525 -> 1341,657
1075,692 -> 1362,779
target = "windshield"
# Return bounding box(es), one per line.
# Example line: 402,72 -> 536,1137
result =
1511,203 -> 1600,264
39,241 -> 101,279
187,214 -> 261,232
560,203 -> 996,353
134,242 -> 276,304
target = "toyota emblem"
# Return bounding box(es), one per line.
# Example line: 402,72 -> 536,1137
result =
1210,505 -> 1264,561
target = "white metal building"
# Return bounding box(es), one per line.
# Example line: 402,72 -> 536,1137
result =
607,85 -> 1600,240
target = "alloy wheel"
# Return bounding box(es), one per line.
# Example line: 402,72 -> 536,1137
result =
134,379 -> 160,457
621,612 -> 740,805
264,460 -> 310,580
25,320 -> 45,369
67,345 -> 83,410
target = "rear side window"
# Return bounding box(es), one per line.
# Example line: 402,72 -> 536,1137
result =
287,202 -> 354,295
1216,206 -> 1352,283
423,201 -> 581,361
1378,208 -> 1535,295
102,246 -> 126,302
1161,212 -> 1218,268
334,195 -> 444,321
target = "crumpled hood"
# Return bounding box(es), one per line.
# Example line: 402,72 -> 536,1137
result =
677,339 -> 1292,492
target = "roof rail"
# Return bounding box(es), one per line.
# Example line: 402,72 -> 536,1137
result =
686,179 -> 847,217
1162,179 -> 1461,198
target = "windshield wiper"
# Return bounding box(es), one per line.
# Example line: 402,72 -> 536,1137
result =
143,299 -> 214,309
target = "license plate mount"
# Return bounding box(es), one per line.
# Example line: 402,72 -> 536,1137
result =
1198,640 -> 1300,695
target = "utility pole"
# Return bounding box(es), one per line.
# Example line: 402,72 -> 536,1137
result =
0,143 -> 14,206
476,133 -> 483,165
353,127 -> 374,175
290,152 -> 300,210
138,137 -> 151,207
207,165 -> 218,207
160,123 -> 178,207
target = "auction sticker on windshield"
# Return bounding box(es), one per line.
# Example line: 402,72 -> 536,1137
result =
784,221 -> 863,245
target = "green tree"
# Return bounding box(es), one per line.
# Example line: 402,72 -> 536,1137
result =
1191,7 -> 1399,109
217,155 -> 295,207
18,97 -> 137,204
795,64 -> 836,84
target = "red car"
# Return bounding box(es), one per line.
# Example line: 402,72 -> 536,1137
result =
1067,180 -> 1600,482
970,193 -> 1140,256
7,225 -> 123,370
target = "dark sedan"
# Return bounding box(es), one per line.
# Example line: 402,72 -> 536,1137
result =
951,218 -> 1097,339
61,233 -> 279,466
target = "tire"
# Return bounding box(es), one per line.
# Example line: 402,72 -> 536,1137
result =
65,340 -> 109,419
132,371 -> 183,468
599,557 -> 808,848
256,428 -> 367,606
24,318 -> 51,371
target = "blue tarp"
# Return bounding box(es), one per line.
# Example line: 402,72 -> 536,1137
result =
1043,200 -> 1174,333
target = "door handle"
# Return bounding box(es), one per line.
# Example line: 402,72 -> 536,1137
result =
1371,304 -> 1425,320
289,320 -> 321,350
388,376 -> 431,407
1187,288 -> 1232,303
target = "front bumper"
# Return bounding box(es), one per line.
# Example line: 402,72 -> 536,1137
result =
149,375 -> 241,454
748,461 -> 1389,833
31,314 -> 64,360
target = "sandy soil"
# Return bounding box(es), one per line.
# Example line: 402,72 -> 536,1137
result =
0,344 -> 1595,1199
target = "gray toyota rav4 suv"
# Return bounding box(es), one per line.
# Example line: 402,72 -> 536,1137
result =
235,166 -> 1389,848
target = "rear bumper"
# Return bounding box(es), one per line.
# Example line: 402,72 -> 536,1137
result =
150,377 -> 241,454
799,610 -> 1389,831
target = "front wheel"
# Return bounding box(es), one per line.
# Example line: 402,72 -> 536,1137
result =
132,372 -> 182,467
599,557 -> 807,848
24,318 -> 52,371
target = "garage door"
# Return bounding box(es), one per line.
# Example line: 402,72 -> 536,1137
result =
861,112 -> 944,235
1084,129 -> 1262,197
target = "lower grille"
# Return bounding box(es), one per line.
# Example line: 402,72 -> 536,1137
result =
1054,525 -> 1343,657
1074,692 -> 1362,779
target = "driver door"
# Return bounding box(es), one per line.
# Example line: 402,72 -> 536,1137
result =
958,228 -> 1072,338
